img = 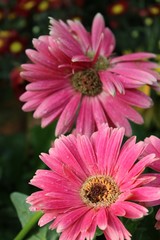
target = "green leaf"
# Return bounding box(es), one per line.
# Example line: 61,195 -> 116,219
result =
95,227 -> 103,236
46,228 -> 59,240
11,192 -> 59,240
26,226 -> 59,240
10,192 -> 34,227
26,225 -> 47,240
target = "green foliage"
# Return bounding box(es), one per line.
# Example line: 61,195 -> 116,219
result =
11,192 -> 59,240
11,192 -> 34,228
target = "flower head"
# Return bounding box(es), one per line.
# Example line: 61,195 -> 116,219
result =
27,125 -> 160,240
143,136 -> 160,229
20,13 -> 159,136
144,135 -> 160,172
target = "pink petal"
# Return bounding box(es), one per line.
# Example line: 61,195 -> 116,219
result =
100,27 -> 115,56
55,93 -> 81,136
20,90 -> 50,102
49,19 -> 83,56
79,208 -> 95,232
33,88 -> 73,118
91,124 -> 112,174
130,186 -> 160,202
22,99 -> 42,112
144,138 -> 160,170
76,96 -> 95,136
52,207 -> 88,232
111,52 -> 156,63
114,74 -> 149,88
26,49 -> 57,69
91,97 -> 108,128
91,13 -> 105,51
38,212 -> 55,227
77,134 -> 98,174
118,89 -> 152,108
104,213 -> 131,240
99,94 -> 132,136
21,69 -> 61,81
53,135 -> 86,176
122,154 -> 156,185
156,209 -> 160,221
108,68 -> 156,84
155,209 -> 160,230
85,215 -> 97,240
67,19 -> 91,51
100,71 -> 125,95
32,37 -> 52,58
104,127 -> 125,176
41,107 -> 63,128
115,141 -> 144,184
72,55 -> 91,63
26,80 -> 68,91
102,78 -> 116,96
113,201 -> 148,218
96,208 -> 108,230
52,135 -> 88,178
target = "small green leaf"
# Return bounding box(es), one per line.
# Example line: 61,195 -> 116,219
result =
10,192 -> 34,227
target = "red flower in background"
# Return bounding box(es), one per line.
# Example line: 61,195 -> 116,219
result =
0,30 -> 15,54
0,30 -> 27,55
14,0 -> 37,16
0,8 -> 5,21
138,4 -> 160,18
10,67 -> 26,99
74,0 -> 85,8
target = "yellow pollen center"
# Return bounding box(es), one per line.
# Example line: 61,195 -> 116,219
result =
80,175 -> 120,208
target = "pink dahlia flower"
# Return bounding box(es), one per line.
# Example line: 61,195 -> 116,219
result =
143,136 -> 160,229
20,13 -> 159,136
27,125 -> 160,240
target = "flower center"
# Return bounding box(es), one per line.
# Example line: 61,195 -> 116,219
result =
80,175 -> 120,208
71,69 -> 102,96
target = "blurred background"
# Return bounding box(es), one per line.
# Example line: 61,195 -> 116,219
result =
0,0 -> 160,239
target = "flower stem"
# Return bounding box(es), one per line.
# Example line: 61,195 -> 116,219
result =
13,211 -> 43,240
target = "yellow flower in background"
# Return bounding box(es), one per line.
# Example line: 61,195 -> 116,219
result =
111,4 -> 125,15
9,41 -> 23,54
37,1 -> 49,12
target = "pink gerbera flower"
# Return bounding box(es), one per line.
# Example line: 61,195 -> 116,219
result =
144,136 -> 160,172
143,136 -> 160,229
20,13 -> 159,136
27,125 -> 160,240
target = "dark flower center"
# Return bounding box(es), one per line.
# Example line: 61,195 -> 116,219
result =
80,175 -> 120,208
71,69 -> 102,96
